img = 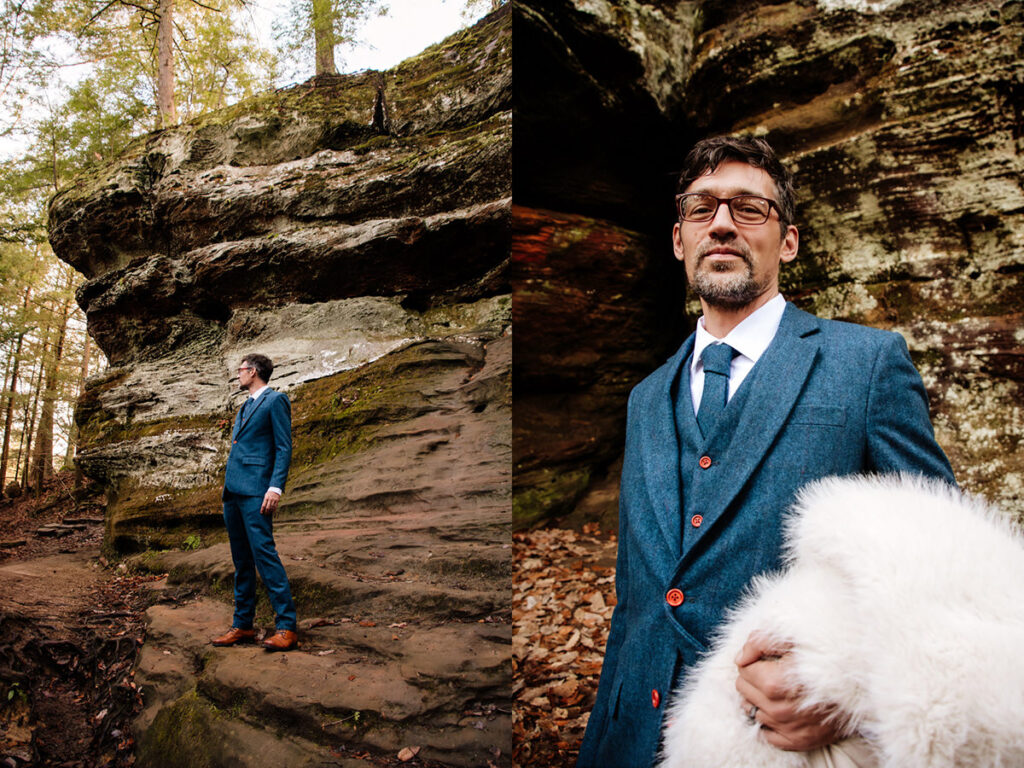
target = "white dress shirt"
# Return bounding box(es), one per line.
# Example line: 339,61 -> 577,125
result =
690,293 -> 786,413
242,385 -> 282,496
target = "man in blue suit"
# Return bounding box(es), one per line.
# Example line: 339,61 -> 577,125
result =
212,353 -> 299,652
577,137 -> 955,767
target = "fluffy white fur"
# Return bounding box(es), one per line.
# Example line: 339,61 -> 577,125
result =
658,474 -> 1024,768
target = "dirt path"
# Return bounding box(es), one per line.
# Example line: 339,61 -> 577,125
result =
0,476 -> 153,768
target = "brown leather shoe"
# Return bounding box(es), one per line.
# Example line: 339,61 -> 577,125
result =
263,629 -> 298,652
211,627 -> 256,647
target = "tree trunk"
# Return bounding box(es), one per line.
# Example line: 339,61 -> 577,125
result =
19,358 -> 44,490
0,332 -> 25,490
1,287 -> 32,489
70,328 -> 91,486
0,342 -> 14,484
157,0 -> 177,126
312,0 -> 338,75
31,294 -> 70,491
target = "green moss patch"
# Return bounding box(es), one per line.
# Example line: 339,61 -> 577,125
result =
138,690 -> 226,768
288,342 -> 466,470
107,480 -> 225,553
513,467 -> 592,530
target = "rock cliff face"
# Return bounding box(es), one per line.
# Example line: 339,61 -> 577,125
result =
50,7 -> 510,767
514,0 -> 1024,528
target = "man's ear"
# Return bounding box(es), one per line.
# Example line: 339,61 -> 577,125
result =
672,222 -> 685,262
780,225 -> 799,264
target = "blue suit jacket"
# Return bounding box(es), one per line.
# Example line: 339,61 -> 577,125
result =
578,304 -> 955,768
223,388 -> 293,498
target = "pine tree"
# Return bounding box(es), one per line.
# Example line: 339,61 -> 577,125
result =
273,0 -> 386,78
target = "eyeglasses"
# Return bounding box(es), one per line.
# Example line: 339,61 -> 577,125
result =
237,366 -> 254,373
675,193 -> 781,225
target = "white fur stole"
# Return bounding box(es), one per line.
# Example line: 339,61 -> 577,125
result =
658,474 -> 1024,768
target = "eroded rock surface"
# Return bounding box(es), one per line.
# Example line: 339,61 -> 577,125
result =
50,7 -> 510,766
514,0 -> 1024,527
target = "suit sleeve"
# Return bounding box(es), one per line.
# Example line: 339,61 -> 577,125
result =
268,392 -> 293,492
865,332 -> 956,484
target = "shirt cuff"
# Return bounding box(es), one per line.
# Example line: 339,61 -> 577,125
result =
267,487 -> 282,496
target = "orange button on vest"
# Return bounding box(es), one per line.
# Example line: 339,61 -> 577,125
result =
698,455 -> 712,469
651,688 -> 660,708
691,514 -> 703,527
666,588 -> 684,607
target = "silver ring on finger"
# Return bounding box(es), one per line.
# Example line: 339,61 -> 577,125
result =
746,704 -> 759,723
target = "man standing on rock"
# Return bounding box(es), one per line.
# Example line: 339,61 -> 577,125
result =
577,136 -> 955,767
212,353 -> 299,652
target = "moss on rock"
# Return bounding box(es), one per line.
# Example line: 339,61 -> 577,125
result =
138,690 -> 225,768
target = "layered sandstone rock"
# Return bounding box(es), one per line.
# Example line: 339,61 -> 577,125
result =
514,0 -> 1024,527
50,7 -> 510,766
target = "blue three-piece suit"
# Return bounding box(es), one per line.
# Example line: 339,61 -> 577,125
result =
578,303 -> 955,767
222,388 -> 298,632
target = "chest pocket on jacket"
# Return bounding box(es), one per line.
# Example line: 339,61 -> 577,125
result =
788,405 -> 846,427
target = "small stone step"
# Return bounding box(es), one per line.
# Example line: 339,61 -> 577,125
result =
62,517 -> 104,525
35,523 -> 87,537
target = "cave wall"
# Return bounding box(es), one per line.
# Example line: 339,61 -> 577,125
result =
513,0 -> 1024,528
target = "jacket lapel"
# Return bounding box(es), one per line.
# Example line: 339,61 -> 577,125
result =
234,392 -> 269,439
697,303 -> 822,530
636,335 -> 694,559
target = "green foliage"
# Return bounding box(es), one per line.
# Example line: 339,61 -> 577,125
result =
40,0 -> 280,132
0,0 -> 54,139
5,682 -> 27,703
182,533 -> 202,550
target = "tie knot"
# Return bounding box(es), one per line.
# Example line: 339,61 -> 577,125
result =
701,343 -> 735,377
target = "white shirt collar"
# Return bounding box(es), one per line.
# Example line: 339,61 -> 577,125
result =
692,293 -> 787,372
249,384 -> 270,402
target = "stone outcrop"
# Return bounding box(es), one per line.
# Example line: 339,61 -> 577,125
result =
50,7 -> 510,767
514,0 -> 1024,528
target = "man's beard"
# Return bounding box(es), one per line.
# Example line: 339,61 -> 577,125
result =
689,244 -> 766,309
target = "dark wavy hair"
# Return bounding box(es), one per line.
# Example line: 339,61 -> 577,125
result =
241,353 -> 274,383
676,136 -> 796,232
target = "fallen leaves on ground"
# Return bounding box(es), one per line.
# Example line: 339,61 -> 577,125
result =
513,524 -> 616,767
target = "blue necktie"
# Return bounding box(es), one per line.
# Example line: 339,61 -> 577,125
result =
240,397 -> 253,422
697,343 -> 735,438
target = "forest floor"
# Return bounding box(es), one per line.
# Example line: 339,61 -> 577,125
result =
0,472 -> 158,768
512,526 -> 616,768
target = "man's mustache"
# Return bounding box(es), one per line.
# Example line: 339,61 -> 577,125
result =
696,240 -> 752,266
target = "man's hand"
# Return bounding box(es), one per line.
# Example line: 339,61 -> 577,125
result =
735,632 -> 849,751
260,490 -> 281,516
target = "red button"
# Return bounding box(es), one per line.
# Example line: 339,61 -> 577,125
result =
691,514 -> 703,527
651,688 -> 660,708
666,588 -> 684,607
698,455 -> 712,469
